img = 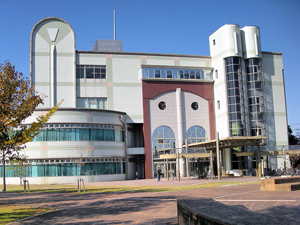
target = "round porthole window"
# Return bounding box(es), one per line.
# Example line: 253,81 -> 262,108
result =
191,102 -> 198,110
158,101 -> 166,110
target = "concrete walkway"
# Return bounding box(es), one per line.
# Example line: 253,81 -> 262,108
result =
1,177 -> 299,224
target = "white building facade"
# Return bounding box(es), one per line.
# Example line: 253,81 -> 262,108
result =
0,18 -> 288,184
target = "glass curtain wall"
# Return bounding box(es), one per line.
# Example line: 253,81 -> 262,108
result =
225,57 -> 249,169
225,57 -> 245,136
246,58 -> 265,136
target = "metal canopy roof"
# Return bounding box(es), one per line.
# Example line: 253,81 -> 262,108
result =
236,149 -> 300,157
160,152 -> 213,159
183,136 -> 267,151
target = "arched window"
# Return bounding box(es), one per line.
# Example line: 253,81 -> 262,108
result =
152,126 -> 175,155
186,125 -> 207,144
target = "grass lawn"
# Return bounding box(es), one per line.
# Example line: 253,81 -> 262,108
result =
0,181 -> 258,224
3,181 -> 258,193
0,206 -> 52,225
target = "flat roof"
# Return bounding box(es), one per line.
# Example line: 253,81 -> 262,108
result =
76,50 -> 211,59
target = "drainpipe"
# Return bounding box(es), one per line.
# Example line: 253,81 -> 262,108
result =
119,115 -> 129,180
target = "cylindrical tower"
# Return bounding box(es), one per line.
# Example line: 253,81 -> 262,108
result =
241,26 -> 262,59
209,24 -> 243,59
241,26 -> 265,137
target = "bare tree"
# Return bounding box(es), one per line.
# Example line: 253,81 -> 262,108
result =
74,146 -> 94,193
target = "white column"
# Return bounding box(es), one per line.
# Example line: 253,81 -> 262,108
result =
176,88 -> 183,149
176,88 -> 185,176
216,132 -> 221,180
50,45 -> 56,107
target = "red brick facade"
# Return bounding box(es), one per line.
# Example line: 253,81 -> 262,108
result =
142,80 -> 215,179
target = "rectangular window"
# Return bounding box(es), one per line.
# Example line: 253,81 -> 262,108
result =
142,68 -> 149,78
190,70 -> 195,79
173,69 -> 178,79
215,70 -> 218,79
184,70 -> 189,79
179,70 -> 184,79
154,69 -> 160,78
196,70 -> 201,79
95,67 -> 101,78
87,99 -> 97,109
200,70 -> 205,79
167,70 -> 172,78
76,65 -> 106,79
160,69 -> 167,78
85,66 -> 94,79
149,68 -> 154,78
76,67 -> 84,78
141,67 -> 213,80
77,98 -> 107,109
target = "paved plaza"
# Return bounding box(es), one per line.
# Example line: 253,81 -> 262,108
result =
1,177 -> 300,224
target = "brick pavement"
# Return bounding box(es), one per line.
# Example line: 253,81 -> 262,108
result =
1,177 -> 299,224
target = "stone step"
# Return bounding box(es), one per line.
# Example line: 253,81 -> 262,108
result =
274,182 -> 300,191
274,177 -> 300,184
260,176 -> 300,191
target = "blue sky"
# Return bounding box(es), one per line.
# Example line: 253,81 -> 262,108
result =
1,0 -> 300,132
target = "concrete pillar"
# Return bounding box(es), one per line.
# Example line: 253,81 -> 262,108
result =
210,150 -> 214,174
186,157 -> 189,177
216,132 -> 221,180
222,149 -> 226,175
166,159 -> 169,180
176,88 -> 185,177
257,144 -> 262,178
177,151 -> 180,181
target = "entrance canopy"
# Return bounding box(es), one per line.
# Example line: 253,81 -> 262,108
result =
159,136 -> 267,179
159,136 -> 267,160
183,136 -> 266,150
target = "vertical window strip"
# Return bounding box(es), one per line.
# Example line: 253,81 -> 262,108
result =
225,57 -> 243,137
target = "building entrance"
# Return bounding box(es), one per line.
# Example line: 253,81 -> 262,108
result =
188,158 -> 210,177
154,159 -> 177,179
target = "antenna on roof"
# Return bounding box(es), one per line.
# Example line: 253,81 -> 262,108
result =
114,0 -> 116,40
